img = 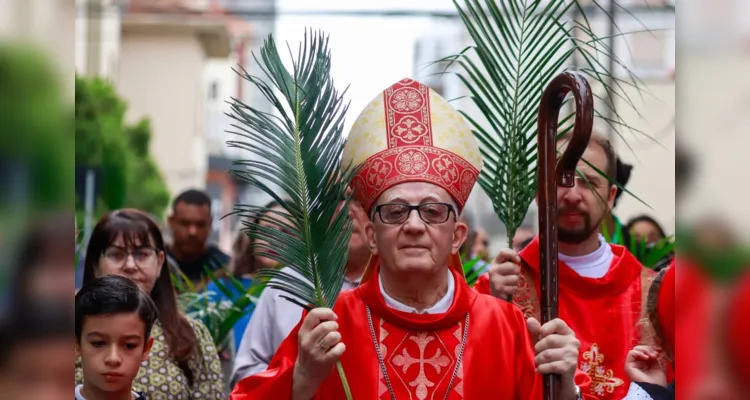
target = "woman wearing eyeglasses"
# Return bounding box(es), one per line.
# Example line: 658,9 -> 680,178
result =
75,209 -> 225,399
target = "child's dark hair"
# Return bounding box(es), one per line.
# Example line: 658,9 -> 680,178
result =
75,275 -> 158,343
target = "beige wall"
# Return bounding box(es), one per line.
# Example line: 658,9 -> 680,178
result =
75,0 -> 122,80
610,82 -> 676,234
679,54 -> 750,241
117,30 -> 208,194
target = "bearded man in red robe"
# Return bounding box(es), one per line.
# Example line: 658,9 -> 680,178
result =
476,133 -> 655,400
231,79 -> 593,399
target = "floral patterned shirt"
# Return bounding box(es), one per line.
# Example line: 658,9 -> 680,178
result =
75,318 -> 225,399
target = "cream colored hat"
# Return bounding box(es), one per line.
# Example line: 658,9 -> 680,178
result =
343,78 -> 483,213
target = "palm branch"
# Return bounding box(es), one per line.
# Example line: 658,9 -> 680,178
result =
601,222 -> 674,270
441,0 -> 654,246
462,255 -> 485,286
168,251 -> 226,292
225,29 -> 355,399
176,266 -> 264,348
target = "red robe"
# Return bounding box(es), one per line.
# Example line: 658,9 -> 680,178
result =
475,237 -> 654,400
232,264 -> 594,399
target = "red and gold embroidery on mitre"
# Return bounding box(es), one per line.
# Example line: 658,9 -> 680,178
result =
343,78 -> 483,212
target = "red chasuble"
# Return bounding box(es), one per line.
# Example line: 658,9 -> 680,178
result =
231,265 -> 594,399
475,238 -> 654,400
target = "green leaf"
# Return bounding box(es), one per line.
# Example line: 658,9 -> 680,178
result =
228,29 -> 353,309
203,266 -> 234,299
462,256 -> 484,287
170,264 -> 196,293
642,238 -> 675,268
225,29 -> 355,398
443,0 -> 656,241
74,76 -> 169,219
601,218 -> 675,269
176,268 -> 266,349
601,218 -> 613,242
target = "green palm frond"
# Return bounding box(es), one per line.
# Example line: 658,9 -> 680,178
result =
442,0 -> 653,244
601,221 -> 674,269
176,267 -> 265,348
224,29 -> 354,398
171,257 -> 264,349
204,267 -> 265,345
462,255 -> 485,286
227,29 -> 354,310
170,264 -> 197,293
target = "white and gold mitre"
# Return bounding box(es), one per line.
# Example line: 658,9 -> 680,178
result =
343,78 -> 483,213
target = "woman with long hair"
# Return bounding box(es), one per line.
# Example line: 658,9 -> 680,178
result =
625,215 -> 668,246
205,200 -> 290,352
74,209 -> 224,399
625,215 -> 674,271
229,200 -> 289,278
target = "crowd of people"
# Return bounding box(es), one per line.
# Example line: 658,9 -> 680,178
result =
1,78 -> 684,400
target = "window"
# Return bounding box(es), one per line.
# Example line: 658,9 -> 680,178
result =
208,81 -> 219,101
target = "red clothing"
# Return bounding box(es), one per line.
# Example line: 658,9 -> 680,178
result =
660,259 -> 675,385
232,264 -> 593,399
676,257 -> 722,397
476,237 -> 653,400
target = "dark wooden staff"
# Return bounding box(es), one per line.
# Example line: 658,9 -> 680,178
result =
536,71 -> 593,400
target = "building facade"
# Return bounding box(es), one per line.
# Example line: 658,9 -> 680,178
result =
75,0 -> 240,217
204,0 -> 280,251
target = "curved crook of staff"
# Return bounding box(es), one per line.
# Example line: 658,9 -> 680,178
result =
536,71 -> 594,400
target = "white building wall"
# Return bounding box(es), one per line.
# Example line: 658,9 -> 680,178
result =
117,31 -> 208,194
204,56 -> 241,157
74,0 -> 122,80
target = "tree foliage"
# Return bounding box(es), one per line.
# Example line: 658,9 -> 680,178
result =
75,75 -> 170,218
0,42 -> 74,211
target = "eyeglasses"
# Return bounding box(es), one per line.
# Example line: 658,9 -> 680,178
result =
373,203 -> 455,225
103,246 -> 159,267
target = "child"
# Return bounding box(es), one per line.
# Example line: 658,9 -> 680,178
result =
75,275 -> 158,400
623,264 -> 675,399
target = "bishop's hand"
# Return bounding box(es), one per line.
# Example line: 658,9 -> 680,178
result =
527,317 -> 581,400
488,248 -> 522,301
292,308 -> 346,400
